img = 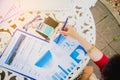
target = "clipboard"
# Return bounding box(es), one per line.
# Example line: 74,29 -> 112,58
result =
0,29 -> 88,80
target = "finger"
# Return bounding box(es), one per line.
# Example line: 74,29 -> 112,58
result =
62,27 -> 68,31
59,31 -> 68,36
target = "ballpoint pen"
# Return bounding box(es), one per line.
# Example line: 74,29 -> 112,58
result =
56,18 -> 68,44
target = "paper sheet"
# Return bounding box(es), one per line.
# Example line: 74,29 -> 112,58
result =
0,29 -> 87,80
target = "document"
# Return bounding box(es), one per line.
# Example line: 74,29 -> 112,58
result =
0,29 -> 87,80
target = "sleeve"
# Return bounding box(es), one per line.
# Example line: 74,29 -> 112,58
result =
94,54 -> 109,72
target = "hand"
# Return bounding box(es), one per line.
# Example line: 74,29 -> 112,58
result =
59,24 -> 104,63
80,66 -> 93,80
59,25 -> 79,40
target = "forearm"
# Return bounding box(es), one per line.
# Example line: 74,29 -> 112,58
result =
80,66 -> 93,80
59,26 -> 103,62
80,75 -> 89,80
75,33 -> 103,62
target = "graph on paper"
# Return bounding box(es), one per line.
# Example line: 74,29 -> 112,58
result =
0,29 -> 87,80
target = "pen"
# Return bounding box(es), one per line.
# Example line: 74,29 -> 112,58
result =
56,18 -> 68,44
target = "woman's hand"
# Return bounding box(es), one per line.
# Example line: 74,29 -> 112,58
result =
80,66 -> 93,80
59,25 -> 79,40
59,24 -> 103,63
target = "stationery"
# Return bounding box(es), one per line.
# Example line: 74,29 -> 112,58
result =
56,18 -> 68,44
0,29 -> 87,80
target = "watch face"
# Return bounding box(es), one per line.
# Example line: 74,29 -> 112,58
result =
0,32 -> 11,55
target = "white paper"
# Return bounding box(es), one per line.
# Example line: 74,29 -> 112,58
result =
0,29 -> 87,80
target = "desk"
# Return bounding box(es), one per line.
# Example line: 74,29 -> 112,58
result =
0,0 -> 96,80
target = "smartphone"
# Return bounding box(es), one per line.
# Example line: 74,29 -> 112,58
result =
36,17 -> 59,40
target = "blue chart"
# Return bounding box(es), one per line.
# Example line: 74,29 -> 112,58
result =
70,45 -> 87,63
35,50 -> 52,67
34,34 -> 87,80
51,46 -> 87,80
54,35 -> 66,44
51,35 -> 87,80
51,62 -> 76,80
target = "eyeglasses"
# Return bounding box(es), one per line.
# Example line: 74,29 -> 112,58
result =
23,15 -> 43,31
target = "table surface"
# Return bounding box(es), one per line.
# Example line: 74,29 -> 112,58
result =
0,0 -> 96,80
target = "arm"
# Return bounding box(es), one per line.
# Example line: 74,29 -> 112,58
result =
59,25 -> 103,62
80,66 -> 93,80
